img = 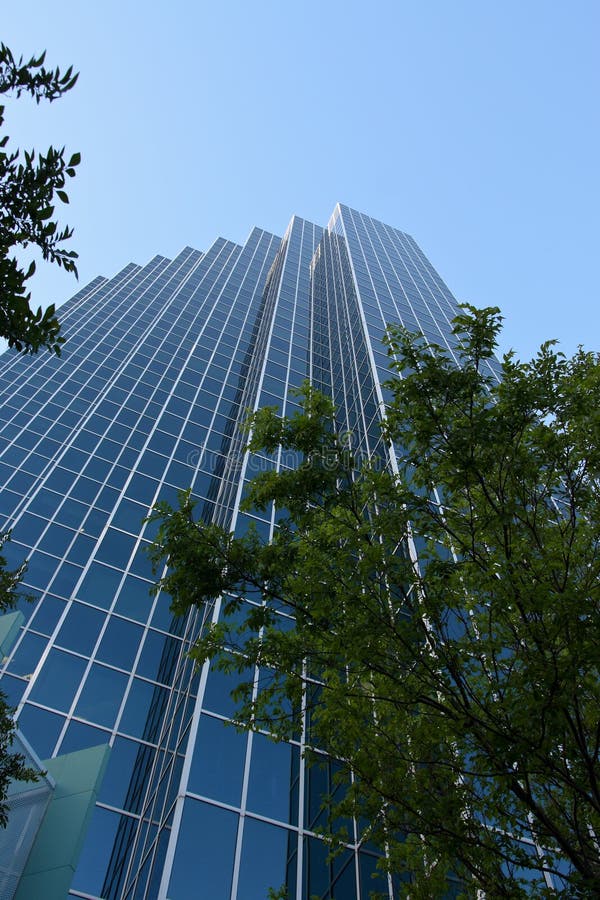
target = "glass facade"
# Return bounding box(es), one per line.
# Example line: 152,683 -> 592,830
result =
0,205 -> 507,899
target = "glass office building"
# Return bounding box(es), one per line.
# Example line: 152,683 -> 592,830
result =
0,205 -> 498,899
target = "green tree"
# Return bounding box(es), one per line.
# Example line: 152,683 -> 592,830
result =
0,42 -> 79,354
0,43 -> 80,823
149,307 -> 600,898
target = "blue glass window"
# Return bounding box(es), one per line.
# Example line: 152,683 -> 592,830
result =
7,632 -> 47,679
54,496 -> 87,528
49,561 -> 82,599
29,594 -> 66,635
129,541 -> 153,579
247,732 -> 299,824
37,522 -> 74,557
22,551 -> 59,589
77,562 -> 122,610
57,602 -> 106,656
82,507 -> 109,538
304,835 -> 333,899
237,817 -> 290,900
112,498 -> 147,535
136,629 -> 179,682
119,677 -> 168,741
150,592 -> 175,630
16,704 -> 65,759
0,539 -> 27,571
202,661 -> 247,718
12,513 -> 47,547
70,475 -> 100,504
106,465 -> 129,490
95,528 -> 135,569
167,799 -> 237,900
359,850 -> 389,899
114,574 -> 153,623
98,735 -> 149,812
97,617 -> 143,670
0,673 -> 26,707
84,457 -> 112,482
136,450 -> 168,479
75,663 -> 128,727
45,467 -> 76,494
188,714 -> 247,806
96,484 -> 120,512
125,473 -> 158,505
59,719 -> 110,754
28,649 -> 87,711
70,805 -> 121,896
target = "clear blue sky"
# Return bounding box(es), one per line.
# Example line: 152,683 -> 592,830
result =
3,0 -> 599,360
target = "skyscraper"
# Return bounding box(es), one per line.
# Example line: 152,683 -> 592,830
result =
0,205 -> 497,899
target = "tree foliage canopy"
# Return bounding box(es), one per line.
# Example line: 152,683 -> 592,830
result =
0,43 -> 79,354
0,41 -> 79,825
150,306 -> 600,898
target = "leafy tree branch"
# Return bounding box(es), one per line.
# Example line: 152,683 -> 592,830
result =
150,307 -> 600,897
0,43 -> 80,354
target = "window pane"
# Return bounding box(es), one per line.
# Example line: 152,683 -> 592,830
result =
56,602 -> 106,656
247,732 -> 299,824
188,714 -> 247,806
75,663 -> 128,727
28,649 -> 87,712
237,817 -> 291,900
167,799 -> 237,900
